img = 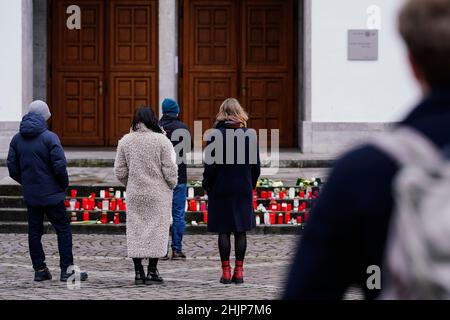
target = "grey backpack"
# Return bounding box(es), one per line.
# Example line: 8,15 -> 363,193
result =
371,127 -> 450,300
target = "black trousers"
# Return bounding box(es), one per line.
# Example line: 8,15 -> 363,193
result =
26,201 -> 74,271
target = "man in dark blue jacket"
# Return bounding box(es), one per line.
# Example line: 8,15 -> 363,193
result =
7,100 -> 87,282
284,0 -> 450,300
159,98 -> 191,260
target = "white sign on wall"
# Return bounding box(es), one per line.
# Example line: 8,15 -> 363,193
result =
348,29 -> 379,61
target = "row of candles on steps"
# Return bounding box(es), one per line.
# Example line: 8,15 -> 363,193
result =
259,188 -> 319,200
255,211 -> 310,226
69,211 -> 121,224
65,189 -> 127,211
186,187 -> 319,201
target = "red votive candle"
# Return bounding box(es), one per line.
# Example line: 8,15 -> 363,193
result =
285,212 -> 291,224
114,213 -> 120,225
287,203 -> 292,212
279,192 -> 285,200
189,200 -> 197,212
109,199 -> 117,211
75,201 -> 80,210
203,211 -> 208,224
278,213 -> 283,225
82,198 -> 88,210
83,211 -> 90,222
267,191 -> 273,198
261,191 -> 267,199
101,212 -> 108,224
70,190 -> 77,199
97,202 -> 102,209
200,201 -> 207,211
281,203 -> 288,212
299,191 -> 305,199
269,212 -> 276,225
297,216 -> 303,224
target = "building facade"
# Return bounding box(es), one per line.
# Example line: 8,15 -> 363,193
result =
0,0 -> 418,154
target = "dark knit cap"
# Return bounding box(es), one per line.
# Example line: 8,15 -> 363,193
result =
162,98 -> 180,114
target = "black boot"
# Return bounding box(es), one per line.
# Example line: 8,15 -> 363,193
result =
145,268 -> 163,284
135,265 -> 146,285
60,269 -> 88,282
34,267 -> 52,282
145,259 -> 163,284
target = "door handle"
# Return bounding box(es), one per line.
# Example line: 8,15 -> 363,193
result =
99,80 -> 104,96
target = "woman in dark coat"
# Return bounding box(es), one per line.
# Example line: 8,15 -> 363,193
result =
203,98 -> 261,285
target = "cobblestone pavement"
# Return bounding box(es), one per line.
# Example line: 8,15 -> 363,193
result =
0,234 -> 363,300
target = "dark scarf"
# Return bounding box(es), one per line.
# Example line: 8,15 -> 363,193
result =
214,120 -> 246,129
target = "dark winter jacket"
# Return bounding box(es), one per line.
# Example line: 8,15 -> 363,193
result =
7,113 -> 69,207
284,89 -> 450,300
159,114 -> 190,185
203,122 -> 261,233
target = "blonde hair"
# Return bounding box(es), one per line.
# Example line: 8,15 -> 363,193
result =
216,98 -> 249,126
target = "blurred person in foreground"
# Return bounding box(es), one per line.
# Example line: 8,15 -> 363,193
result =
284,0 -> 450,300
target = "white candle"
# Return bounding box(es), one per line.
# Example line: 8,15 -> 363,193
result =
289,188 -> 295,199
264,212 -> 270,225
188,187 -> 195,199
102,200 -> 109,211
100,190 -> 106,198
115,190 -> 121,199
256,215 -> 261,225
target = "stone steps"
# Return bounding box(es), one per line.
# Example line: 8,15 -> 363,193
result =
0,158 -> 334,168
0,222 -> 303,235
0,179 -> 321,235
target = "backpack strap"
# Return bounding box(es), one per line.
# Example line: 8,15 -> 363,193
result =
370,127 -> 443,170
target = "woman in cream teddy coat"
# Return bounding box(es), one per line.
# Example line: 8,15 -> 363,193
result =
114,106 -> 178,285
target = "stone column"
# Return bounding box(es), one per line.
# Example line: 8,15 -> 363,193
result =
158,0 -> 178,114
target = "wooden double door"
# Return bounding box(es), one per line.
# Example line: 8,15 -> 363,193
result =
50,0 -> 158,146
181,0 -> 296,147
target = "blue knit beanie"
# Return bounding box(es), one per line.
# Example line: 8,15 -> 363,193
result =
162,98 -> 180,114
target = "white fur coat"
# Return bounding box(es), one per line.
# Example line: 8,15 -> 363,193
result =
114,125 -> 178,258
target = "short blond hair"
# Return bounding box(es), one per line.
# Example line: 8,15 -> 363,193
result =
216,98 -> 249,125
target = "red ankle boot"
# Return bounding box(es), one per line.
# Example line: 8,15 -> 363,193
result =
232,260 -> 244,284
220,261 -> 232,284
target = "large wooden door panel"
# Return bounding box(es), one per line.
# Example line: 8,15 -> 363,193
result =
181,0 -> 295,147
54,73 -> 105,145
108,0 -> 158,145
183,0 -> 237,133
54,0 -> 105,71
187,0 -> 237,71
108,72 -> 157,144
188,73 -> 238,131
51,0 -> 105,146
109,0 -> 157,71
51,0 -> 158,146
241,0 -> 291,71
242,74 -> 291,143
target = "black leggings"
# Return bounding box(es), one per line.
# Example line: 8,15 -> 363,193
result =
133,258 -> 159,272
218,232 -> 247,262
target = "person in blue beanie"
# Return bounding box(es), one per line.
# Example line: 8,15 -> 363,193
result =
159,98 -> 191,260
7,100 -> 88,282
